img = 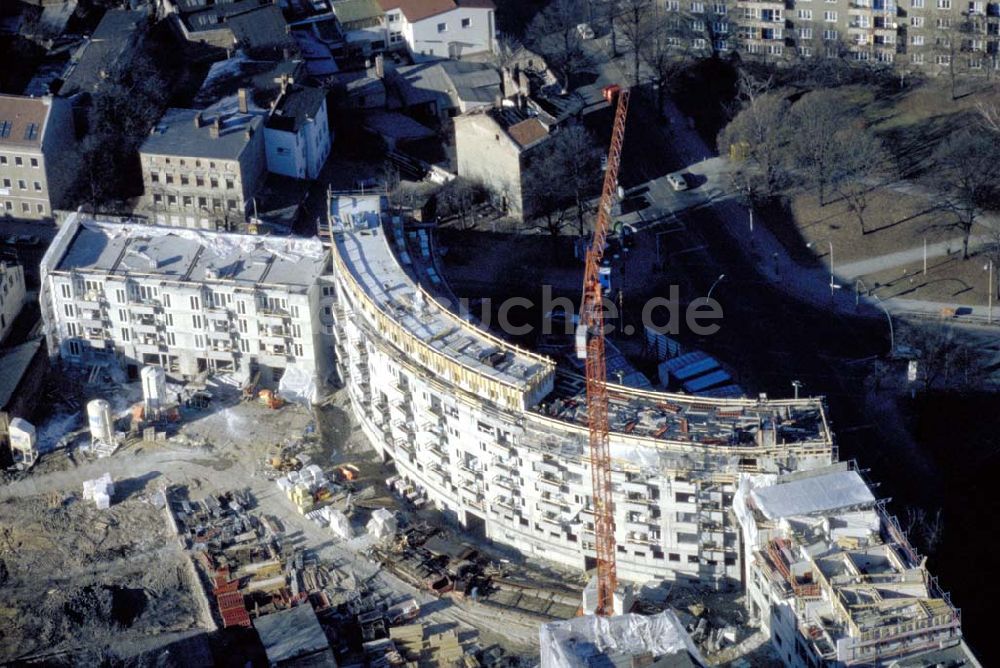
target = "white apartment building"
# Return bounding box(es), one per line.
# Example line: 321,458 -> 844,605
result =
263,83 -> 332,180
0,94 -> 75,221
40,214 -> 332,399
324,193 -> 837,586
0,261 -> 26,343
734,464 -> 980,666
377,0 -> 496,60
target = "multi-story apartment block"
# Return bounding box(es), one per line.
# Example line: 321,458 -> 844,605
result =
653,0 -> 999,73
263,83 -> 332,180
0,95 -> 75,221
140,106 -> 266,229
0,261 -> 26,343
377,0 -> 496,60
40,214 -> 332,398
735,463 -> 980,666
323,193 -> 837,586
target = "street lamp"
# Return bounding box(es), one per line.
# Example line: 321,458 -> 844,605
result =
985,259 -> 994,325
873,294 -> 895,357
791,380 -> 803,400
707,274 -> 725,300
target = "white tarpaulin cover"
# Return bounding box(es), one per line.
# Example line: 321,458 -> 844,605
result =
279,365 -> 319,405
751,469 -> 875,521
539,611 -> 704,668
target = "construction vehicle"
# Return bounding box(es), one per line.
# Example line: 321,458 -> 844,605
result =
335,463 -> 360,481
576,86 -> 630,617
258,389 -> 285,409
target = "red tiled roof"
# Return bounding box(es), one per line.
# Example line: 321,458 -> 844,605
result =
377,0 -> 457,22
507,118 -> 548,149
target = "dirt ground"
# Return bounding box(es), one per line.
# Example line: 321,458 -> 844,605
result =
857,248 -> 997,307
0,490 -> 203,664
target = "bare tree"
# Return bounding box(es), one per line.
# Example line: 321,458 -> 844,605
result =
525,125 -> 602,236
976,99 -> 1000,134
832,129 -> 894,235
903,506 -> 945,555
899,322 -> 988,390
436,177 -> 486,230
717,88 -> 790,196
640,7 -> 696,116
789,89 -> 854,205
525,0 -> 588,92
615,0 -> 654,86
927,129 -> 1000,259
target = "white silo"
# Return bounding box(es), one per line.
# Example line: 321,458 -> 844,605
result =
87,399 -> 115,445
141,365 -> 167,413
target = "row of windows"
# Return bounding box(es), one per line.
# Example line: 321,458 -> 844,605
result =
152,193 -> 239,211
150,172 -> 235,189
0,155 -> 39,168
62,332 -> 305,359
1,178 -> 42,191
1,201 -> 45,214
436,17 -> 472,32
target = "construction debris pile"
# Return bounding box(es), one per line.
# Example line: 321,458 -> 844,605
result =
167,487 -> 528,667
371,525 -> 579,623
0,488 -> 202,664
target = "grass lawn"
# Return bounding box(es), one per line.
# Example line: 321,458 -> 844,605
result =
858,249 -> 997,307
788,188 -> 954,264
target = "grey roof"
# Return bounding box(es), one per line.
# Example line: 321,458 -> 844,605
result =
60,8 -> 147,96
254,605 -> 336,666
52,215 -> 327,291
141,107 -> 262,161
193,55 -> 304,109
751,469 -> 876,521
0,339 -> 43,410
182,2 -> 294,50
267,85 -> 327,133
395,59 -> 500,110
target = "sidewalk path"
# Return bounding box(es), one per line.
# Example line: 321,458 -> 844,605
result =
837,236 -> 990,279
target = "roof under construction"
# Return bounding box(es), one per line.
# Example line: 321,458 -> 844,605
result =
47,214 -> 328,290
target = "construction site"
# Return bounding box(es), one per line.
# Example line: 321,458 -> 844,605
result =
0,84 -> 981,668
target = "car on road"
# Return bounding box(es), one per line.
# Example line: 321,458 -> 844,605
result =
15,235 -> 39,246
667,172 -> 688,191
577,23 -> 595,39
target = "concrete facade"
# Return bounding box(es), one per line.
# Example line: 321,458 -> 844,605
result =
654,0 -> 1000,74
0,95 -> 75,221
734,464 -> 980,667
380,0 -> 496,60
0,262 -> 26,344
140,108 -> 267,230
325,194 -> 836,587
40,214 -> 331,395
454,110 -> 549,220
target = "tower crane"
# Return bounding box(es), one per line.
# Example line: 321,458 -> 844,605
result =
577,86 -> 630,617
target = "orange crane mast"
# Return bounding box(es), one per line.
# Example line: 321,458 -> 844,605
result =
577,86 -> 630,617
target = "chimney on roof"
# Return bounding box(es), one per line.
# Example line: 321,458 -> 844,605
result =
193,111 -> 203,128
375,53 -> 385,79
500,66 -> 512,99
210,116 -> 222,139
238,87 -> 249,114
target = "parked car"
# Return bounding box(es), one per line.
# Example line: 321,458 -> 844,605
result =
577,23 -> 595,39
667,172 -> 688,191
15,235 -> 39,246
